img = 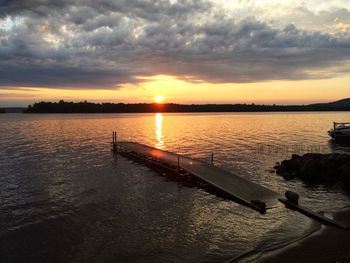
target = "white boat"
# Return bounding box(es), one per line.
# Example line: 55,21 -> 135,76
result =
328,122 -> 350,140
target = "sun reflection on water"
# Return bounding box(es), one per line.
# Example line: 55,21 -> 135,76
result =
155,113 -> 164,149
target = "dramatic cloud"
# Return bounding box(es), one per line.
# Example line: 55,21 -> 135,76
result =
0,0 -> 350,89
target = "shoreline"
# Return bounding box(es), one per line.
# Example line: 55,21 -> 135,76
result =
249,206 -> 350,263
20,99 -> 350,113
227,211 -> 322,263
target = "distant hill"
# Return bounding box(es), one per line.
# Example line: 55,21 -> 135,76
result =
23,99 -> 350,113
310,98 -> 350,107
331,98 -> 350,106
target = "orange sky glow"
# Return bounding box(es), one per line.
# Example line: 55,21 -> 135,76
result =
1,74 -> 350,106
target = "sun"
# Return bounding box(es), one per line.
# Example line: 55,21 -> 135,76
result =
154,95 -> 164,103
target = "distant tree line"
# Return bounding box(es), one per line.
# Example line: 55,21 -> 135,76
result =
23,100 -> 350,113
0,107 -> 5,113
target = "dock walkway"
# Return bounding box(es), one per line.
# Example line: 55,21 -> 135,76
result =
114,140 -> 349,228
117,141 -> 280,212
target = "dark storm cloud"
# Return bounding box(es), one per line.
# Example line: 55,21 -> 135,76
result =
0,0 -> 350,89
0,0 -> 70,17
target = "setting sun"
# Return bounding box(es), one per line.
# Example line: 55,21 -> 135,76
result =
154,95 -> 164,103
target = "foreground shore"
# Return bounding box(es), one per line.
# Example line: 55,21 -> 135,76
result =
255,206 -> 350,263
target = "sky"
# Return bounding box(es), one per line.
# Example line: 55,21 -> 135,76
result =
0,0 -> 350,106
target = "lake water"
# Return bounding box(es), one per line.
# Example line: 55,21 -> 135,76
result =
1,112 -> 350,263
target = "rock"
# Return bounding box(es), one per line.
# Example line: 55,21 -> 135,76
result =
342,176 -> 350,191
285,158 -> 303,172
337,154 -> 350,167
299,159 -> 323,182
340,163 -> 350,190
275,164 -> 287,174
321,155 -> 339,170
274,153 -> 350,192
302,153 -> 323,162
276,164 -> 290,177
292,154 -> 301,160
340,163 -> 350,177
275,163 -> 297,179
282,171 -> 297,180
298,159 -> 336,183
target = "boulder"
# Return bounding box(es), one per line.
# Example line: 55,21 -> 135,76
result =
337,154 -> 350,167
299,159 -> 324,183
342,176 -> 350,191
292,154 -> 301,160
321,154 -> 339,171
274,153 -> 350,191
276,164 -> 288,175
340,163 -> 350,190
282,171 -> 297,180
285,158 -> 303,172
276,165 -> 296,179
301,153 -> 323,162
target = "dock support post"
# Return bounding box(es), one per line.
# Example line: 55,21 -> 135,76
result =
211,152 -> 214,165
112,132 -> 114,150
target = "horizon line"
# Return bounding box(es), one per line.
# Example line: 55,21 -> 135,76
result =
3,98 -> 350,108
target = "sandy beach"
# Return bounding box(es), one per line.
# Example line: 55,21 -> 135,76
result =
255,206 -> 350,263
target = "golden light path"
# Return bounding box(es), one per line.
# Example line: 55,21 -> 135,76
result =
155,113 -> 164,149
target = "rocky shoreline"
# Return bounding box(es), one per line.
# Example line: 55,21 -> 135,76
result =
274,153 -> 350,190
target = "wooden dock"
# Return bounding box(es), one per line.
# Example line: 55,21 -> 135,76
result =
111,135 -> 349,228
115,141 -> 280,213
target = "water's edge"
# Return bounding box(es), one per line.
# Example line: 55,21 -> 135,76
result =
229,219 -> 321,263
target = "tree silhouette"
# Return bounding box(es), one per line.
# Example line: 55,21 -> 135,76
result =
23,99 -> 350,113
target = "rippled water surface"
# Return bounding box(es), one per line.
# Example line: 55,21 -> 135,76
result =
1,112 -> 350,263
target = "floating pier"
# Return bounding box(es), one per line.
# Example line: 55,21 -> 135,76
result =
111,135 -> 349,228
115,140 -> 279,213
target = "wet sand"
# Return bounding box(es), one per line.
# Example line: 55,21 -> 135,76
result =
256,207 -> 350,263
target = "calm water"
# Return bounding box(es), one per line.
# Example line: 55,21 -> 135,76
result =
1,112 -> 350,263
